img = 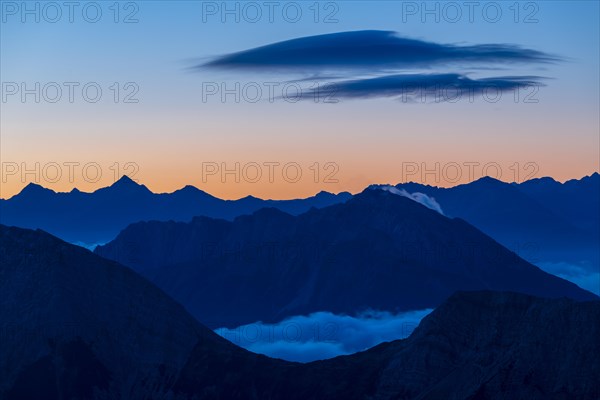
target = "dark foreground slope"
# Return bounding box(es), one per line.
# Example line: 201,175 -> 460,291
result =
0,225 -> 236,400
96,188 -> 596,328
1,226 -> 598,399
174,291 -> 600,400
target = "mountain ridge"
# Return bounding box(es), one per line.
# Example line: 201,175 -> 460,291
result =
0,175 -> 352,244
3,172 -> 597,266
2,224 -> 598,399
174,290 -> 600,399
96,187 -> 597,328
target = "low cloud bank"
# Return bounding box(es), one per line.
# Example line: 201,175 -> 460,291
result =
72,241 -> 105,251
537,261 -> 600,296
215,309 -> 432,362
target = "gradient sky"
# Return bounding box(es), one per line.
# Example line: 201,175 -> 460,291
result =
1,0 -> 598,199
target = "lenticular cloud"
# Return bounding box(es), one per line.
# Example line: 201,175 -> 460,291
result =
202,30 -> 558,72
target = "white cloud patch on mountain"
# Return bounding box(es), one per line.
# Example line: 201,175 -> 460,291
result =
377,185 -> 445,215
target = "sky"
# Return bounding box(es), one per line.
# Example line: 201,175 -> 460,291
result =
1,0 -> 599,200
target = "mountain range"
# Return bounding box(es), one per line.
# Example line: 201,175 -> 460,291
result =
95,187 -> 597,328
396,172 -> 600,266
2,225 -> 598,399
1,173 -> 597,268
0,176 -> 351,245
175,290 -> 600,400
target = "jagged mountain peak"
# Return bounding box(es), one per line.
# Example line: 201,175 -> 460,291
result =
13,182 -> 55,199
107,175 -> 150,191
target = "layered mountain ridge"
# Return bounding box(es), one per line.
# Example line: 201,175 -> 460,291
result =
396,172 -> 600,265
95,187 -> 596,328
2,225 -> 598,399
2,173 -> 597,263
0,175 -> 352,244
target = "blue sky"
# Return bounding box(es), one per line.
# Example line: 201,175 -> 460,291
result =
1,1 -> 599,199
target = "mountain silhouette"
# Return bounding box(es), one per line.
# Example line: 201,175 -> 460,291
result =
396,173 -> 599,266
0,176 -> 351,245
95,187 -> 597,328
2,225 -> 598,399
2,174 -> 596,264
517,172 -> 599,237
174,291 -> 600,400
0,224 -> 230,399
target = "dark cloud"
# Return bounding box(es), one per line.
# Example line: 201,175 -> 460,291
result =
199,30 -> 557,102
303,73 -> 545,101
202,30 -> 559,72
